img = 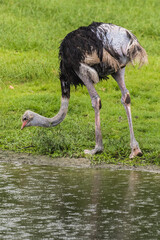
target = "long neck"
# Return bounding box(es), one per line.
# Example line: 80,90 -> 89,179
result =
34,97 -> 69,127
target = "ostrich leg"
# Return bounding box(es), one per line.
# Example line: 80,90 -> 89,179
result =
76,63 -> 104,155
112,68 -> 142,158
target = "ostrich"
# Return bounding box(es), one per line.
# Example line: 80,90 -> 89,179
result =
21,22 -> 148,158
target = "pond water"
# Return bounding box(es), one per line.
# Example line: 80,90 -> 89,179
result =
0,160 -> 160,240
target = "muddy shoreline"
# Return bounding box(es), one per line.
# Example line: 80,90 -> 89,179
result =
0,150 -> 160,173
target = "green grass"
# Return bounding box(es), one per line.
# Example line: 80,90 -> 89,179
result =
0,0 -> 160,165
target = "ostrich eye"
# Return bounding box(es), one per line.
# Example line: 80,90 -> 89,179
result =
23,117 -> 27,121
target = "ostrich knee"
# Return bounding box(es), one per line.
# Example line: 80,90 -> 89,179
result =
121,91 -> 131,106
91,96 -> 102,111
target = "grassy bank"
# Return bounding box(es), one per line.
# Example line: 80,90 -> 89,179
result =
0,0 -> 160,165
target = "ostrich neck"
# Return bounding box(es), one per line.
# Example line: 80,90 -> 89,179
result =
34,97 -> 69,127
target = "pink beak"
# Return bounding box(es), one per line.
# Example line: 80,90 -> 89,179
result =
21,120 -> 28,130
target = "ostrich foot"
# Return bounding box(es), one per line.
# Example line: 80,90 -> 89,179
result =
84,146 -> 104,155
129,147 -> 143,159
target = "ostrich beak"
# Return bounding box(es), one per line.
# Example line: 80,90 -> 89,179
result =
21,120 -> 28,130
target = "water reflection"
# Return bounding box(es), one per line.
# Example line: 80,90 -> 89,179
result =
0,162 -> 160,239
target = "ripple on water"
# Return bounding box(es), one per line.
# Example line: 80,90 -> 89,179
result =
0,160 -> 160,240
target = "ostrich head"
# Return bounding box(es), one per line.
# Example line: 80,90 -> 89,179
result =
21,110 -> 38,129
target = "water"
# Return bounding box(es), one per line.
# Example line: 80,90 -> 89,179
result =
0,161 -> 160,240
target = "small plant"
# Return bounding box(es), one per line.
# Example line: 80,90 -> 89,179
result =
32,128 -> 71,155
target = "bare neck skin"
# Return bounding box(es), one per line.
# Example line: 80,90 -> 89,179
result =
22,97 -> 69,129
